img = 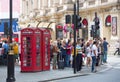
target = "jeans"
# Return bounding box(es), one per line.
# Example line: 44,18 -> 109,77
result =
91,56 -> 96,72
103,51 -> 107,63
100,52 -> 104,64
76,53 -> 82,71
62,55 -> 66,67
66,55 -> 71,67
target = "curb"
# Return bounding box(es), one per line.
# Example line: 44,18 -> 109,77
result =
38,65 -> 113,82
38,73 -> 90,82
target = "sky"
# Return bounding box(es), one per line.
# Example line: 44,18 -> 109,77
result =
0,0 -> 21,19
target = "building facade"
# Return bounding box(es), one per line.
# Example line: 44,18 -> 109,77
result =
19,0 -> 120,54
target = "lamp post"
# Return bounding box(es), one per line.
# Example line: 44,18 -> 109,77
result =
73,3 -> 77,74
77,0 -> 79,38
72,0 -> 77,74
6,0 -> 15,82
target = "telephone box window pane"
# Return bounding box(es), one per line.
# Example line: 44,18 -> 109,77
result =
36,36 -> 41,66
22,37 -> 32,67
45,37 -> 49,66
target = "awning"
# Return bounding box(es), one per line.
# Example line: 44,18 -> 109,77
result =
105,15 -> 111,26
82,18 -> 88,28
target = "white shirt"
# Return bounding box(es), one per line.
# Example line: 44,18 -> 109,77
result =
86,46 -> 91,57
91,44 -> 98,57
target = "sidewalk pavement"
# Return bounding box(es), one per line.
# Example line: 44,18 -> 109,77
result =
0,55 -> 116,82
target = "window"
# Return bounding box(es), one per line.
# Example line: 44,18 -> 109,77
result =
101,0 -> 108,3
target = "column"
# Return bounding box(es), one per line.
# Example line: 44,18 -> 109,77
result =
24,0 -> 28,15
49,0 -> 53,7
33,0 -> 38,9
26,1 -> 29,15
38,0 -> 42,9
30,0 -> 33,10
22,0 -> 26,15
20,0 -> 22,14
53,0 -> 59,6
60,0 -> 65,5
43,0 -> 48,8
28,1 -> 31,13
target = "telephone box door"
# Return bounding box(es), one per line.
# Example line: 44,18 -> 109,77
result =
21,35 -> 34,72
34,29 -> 42,71
42,29 -> 50,71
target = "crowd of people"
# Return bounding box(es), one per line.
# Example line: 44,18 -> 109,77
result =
50,37 -> 110,73
0,41 -> 19,65
0,37 -> 119,73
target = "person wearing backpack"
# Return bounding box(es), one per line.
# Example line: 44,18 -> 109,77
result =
103,37 -> 110,63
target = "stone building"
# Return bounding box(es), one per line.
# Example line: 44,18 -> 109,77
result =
19,0 -> 120,54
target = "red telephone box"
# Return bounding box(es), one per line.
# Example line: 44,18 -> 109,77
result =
40,29 -> 51,71
20,28 -> 42,72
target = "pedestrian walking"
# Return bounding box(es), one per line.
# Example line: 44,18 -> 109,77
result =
91,41 -> 98,72
50,40 -> 54,62
103,37 -> 109,63
52,41 -> 60,70
66,39 -> 72,67
57,38 -> 62,65
60,40 -> 67,67
96,40 -> 100,66
81,38 -> 86,66
2,41 -> 9,65
99,39 -> 104,65
76,40 -> 83,71
85,42 -> 92,67
13,42 -> 19,65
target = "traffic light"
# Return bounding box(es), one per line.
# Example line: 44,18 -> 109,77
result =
65,15 -> 71,24
72,14 -> 76,25
72,15 -> 82,29
77,15 -> 82,29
